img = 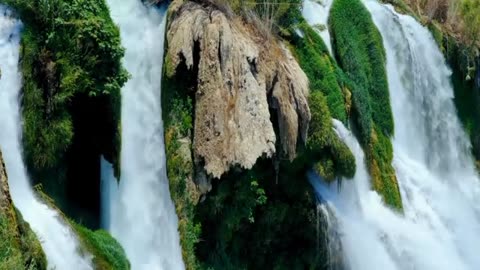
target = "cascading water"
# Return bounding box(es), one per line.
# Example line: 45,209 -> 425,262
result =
0,7 -> 93,270
310,192 -> 346,270
100,156 -> 117,230
309,1 -> 480,269
302,0 -> 334,54
103,1 -> 185,269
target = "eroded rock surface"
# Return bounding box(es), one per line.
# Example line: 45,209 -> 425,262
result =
166,1 -> 310,178
0,151 -> 12,214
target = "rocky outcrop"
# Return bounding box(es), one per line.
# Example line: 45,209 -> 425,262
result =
0,151 -> 12,214
165,1 -> 311,179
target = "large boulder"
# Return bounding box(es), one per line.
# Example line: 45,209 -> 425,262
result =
166,1 -> 311,179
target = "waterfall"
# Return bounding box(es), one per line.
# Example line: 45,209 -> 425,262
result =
0,7 -> 93,270
309,1 -> 480,269
103,1 -> 185,269
302,0 -> 334,54
309,184 -> 347,270
100,156 -> 117,230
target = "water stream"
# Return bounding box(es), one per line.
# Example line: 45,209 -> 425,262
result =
103,1 -> 185,269
302,0 -> 334,54
309,1 -> 480,269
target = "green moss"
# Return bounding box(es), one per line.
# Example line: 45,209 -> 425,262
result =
73,224 -> 130,270
278,14 -> 356,181
330,0 -> 393,137
3,0 -> 127,172
367,128 -> 402,209
447,37 -> 480,163
34,186 -> 130,270
162,35 -> 200,269
307,91 -> 356,180
0,208 -> 47,270
428,22 -> 444,52
163,123 -> 201,270
2,0 -> 128,227
291,22 -> 348,123
329,0 -> 402,209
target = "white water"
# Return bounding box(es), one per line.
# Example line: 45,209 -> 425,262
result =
104,1 -> 185,269
309,1 -> 480,269
302,0 -> 334,54
0,7 -> 93,270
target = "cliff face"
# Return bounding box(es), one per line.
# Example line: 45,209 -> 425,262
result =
0,151 -> 12,214
165,1 -> 311,180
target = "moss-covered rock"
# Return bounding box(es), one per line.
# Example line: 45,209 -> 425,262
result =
73,224 -> 130,270
3,0 -> 128,226
329,0 -> 402,209
162,1 -> 357,268
289,22 -> 348,123
35,186 -> 130,270
330,0 -> 393,138
307,91 -> 356,180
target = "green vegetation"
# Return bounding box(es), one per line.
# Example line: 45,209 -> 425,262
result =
330,0 -> 393,137
73,224 -> 130,270
196,160 -> 324,270
163,2 -> 357,268
163,40 -> 201,269
460,0 -> 480,49
276,8 -> 356,181
329,0 -> 402,209
447,36 -> 480,166
0,209 -> 47,270
306,91 -> 356,180
4,0 -> 127,171
34,186 -> 130,270
366,127 -> 401,208
290,22 -> 348,123
3,0 -> 128,226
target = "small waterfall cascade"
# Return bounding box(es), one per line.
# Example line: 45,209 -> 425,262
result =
0,6 -> 93,270
309,1 -> 480,269
302,0 -> 334,54
100,156 -> 117,230
309,180 -> 347,270
103,0 -> 185,269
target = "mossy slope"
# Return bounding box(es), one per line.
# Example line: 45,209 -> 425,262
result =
35,187 -> 130,270
329,0 -> 402,209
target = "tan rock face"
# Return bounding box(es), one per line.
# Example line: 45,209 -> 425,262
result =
0,150 -> 13,213
166,1 -> 310,179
